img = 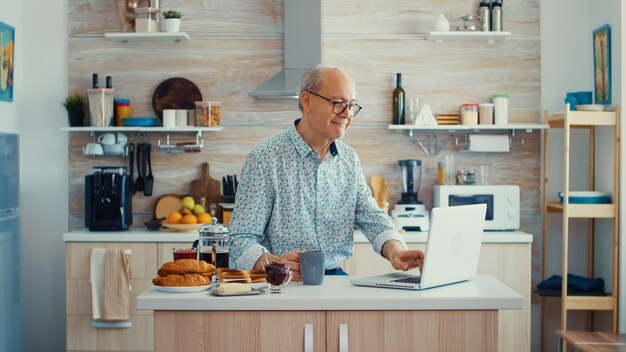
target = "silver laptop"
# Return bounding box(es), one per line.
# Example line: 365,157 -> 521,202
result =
351,204 -> 486,290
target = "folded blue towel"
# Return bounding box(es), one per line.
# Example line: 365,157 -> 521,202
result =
537,274 -> 606,296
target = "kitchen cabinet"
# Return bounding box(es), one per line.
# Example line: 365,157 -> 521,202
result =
139,275 -> 517,352
65,240 -> 192,352
154,311 -> 326,352
541,106 -> 620,349
344,239 -> 531,352
152,310 -> 496,352
326,310 -> 496,351
65,242 -> 157,352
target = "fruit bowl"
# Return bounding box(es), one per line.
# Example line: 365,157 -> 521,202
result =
161,221 -> 203,233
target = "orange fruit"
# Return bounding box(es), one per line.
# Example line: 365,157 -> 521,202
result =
181,214 -> 197,225
196,212 -> 211,224
166,211 -> 183,224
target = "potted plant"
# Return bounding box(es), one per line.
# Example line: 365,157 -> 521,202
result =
162,10 -> 182,33
63,93 -> 87,127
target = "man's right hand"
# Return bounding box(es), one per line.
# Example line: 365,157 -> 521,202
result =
253,250 -> 303,282
279,251 -> 302,282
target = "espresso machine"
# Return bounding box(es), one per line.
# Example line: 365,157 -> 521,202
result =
391,160 -> 430,232
85,166 -> 133,231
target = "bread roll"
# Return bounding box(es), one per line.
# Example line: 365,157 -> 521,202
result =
157,259 -> 215,277
221,271 -> 250,279
247,269 -> 266,279
152,273 -> 212,287
216,268 -> 245,275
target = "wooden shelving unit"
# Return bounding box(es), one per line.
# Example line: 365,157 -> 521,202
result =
541,105 -> 620,351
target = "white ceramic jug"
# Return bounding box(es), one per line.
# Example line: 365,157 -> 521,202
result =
433,13 -> 450,32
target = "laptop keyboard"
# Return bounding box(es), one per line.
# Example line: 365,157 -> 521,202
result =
391,276 -> 421,284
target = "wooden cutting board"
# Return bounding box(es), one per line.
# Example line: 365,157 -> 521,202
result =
151,77 -> 202,121
190,162 -> 221,213
154,193 -> 183,220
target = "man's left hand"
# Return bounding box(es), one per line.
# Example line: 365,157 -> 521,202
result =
389,249 -> 424,272
382,240 -> 424,273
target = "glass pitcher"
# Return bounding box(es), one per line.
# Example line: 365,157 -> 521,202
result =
198,217 -> 229,269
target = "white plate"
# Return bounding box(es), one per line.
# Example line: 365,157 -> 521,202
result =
575,104 -> 605,111
154,284 -> 211,293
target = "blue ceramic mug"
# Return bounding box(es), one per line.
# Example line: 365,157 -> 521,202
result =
300,251 -> 325,285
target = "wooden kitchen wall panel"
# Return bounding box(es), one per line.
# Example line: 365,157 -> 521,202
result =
66,315 -> 153,352
68,38 -> 303,125
67,128 -> 540,215
323,0 -> 539,36
324,38 -> 540,125
342,128 -> 541,208
66,278 -> 153,316
67,128 -> 282,215
65,243 -> 157,279
69,0 -> 283,37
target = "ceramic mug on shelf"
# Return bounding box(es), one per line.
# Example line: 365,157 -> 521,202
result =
84,143 -> 104,156
97,133 -> 117,145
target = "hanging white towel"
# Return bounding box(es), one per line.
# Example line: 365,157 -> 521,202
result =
89,248 -> 107,320
90,248 -> 133,328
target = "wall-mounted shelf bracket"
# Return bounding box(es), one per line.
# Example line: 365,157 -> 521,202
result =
157,133 -> 204,153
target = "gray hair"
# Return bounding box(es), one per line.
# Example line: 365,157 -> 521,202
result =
298,65 -> 330,111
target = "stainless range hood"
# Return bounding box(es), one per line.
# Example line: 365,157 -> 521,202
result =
249,0 -> 321,99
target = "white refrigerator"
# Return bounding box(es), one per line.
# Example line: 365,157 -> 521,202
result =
0,133 -> 20,351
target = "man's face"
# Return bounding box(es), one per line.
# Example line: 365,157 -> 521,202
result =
303,70 -> 356,141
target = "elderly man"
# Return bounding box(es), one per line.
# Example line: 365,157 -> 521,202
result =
229,66 -> 424,280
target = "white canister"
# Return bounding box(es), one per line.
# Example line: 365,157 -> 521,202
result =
493,94 -> 509,125
163,109 -> 176,128
176,109 -> 188,127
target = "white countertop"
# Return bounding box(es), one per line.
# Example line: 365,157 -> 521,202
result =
63,229 -> 532,244
137,275 -> 522,311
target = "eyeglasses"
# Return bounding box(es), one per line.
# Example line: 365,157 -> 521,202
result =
307,91 -> 362,117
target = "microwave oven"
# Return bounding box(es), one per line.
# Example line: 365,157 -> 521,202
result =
433,185 -> 520,231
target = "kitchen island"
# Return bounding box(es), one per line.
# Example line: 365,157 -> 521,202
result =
137,275 -> 522,351
64,229 -> 531,352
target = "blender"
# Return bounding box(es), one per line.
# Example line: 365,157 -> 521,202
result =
391,160 -> 430,232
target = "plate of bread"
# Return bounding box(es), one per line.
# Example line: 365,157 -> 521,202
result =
209,268 -> 269,296
152,259 -> 216,293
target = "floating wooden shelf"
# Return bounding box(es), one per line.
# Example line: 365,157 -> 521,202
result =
61,126 -> 222,133
427,31 -> 511,42
104,32 -> 190,43
388,123 -> 547,132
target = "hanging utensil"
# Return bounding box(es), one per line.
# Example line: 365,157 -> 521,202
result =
135,142 -> 144,193
144,142 -> 154,196
128,143 -> 135,194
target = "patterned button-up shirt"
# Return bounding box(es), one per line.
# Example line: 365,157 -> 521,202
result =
228,120 -> 405,270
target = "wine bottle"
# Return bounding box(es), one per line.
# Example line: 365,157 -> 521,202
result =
392,73 -> 405,125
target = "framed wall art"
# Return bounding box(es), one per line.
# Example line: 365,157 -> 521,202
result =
593,24 -> 611,105
0,21 -> 15,103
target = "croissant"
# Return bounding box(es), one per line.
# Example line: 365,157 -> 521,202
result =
157,259 -> 215,277
152,273 -> 212,287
